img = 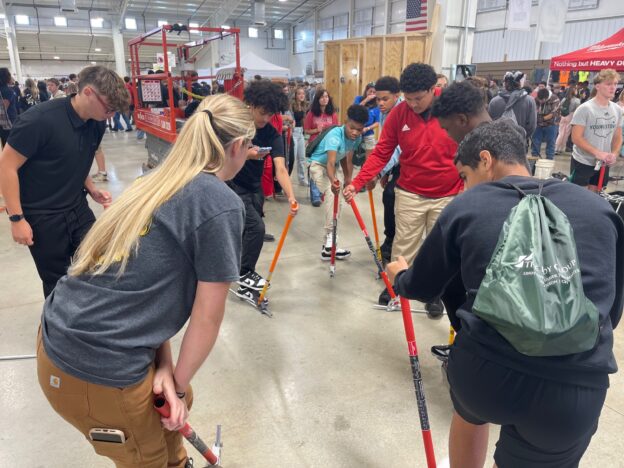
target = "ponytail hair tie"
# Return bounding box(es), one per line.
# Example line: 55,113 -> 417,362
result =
203,109 -> 214,125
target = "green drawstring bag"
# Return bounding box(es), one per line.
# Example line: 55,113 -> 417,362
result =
472,184 -> 599,357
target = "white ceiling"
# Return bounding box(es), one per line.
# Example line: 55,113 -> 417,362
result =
0,0 -> 327,64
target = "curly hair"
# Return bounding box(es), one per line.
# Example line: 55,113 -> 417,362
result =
375,76 -> 400,94
455,120 -> 528,170
346,104 -> 369,125
310,88 -> 335,117
78,66 -> 129,113
400,63 -> 437,93
431,82 -> 486,119
244,80 -> 288,114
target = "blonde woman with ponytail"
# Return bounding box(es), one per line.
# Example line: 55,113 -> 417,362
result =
36,94 -> 255,468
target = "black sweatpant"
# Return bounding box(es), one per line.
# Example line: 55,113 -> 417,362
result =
236,189 -> 265,276
448,337 -> 606,468
26,198 -> 96,298
381,164 -> 400,260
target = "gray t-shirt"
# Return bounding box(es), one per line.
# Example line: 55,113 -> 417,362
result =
572,99 -> 624,166
42,173 -> 244,387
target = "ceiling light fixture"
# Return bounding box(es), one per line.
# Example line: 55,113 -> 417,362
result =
54,16 -> 67,27
95,48 -> 101,52
90,17 -> 104,28
15,14 -> 29,25
54,56 -> 60,60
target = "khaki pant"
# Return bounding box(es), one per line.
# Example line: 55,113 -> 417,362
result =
392,188 -> 455,264
309,162 -> 343,236
36,330 -> 193,468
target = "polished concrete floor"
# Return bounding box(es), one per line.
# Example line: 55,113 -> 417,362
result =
1,131 -> 623,468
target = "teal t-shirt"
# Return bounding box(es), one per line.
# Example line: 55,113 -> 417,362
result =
309,125 -> 362,166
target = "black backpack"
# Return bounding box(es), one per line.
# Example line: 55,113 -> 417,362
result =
305,125 -> 340,159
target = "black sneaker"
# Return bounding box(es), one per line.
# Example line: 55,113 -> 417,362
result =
235,286 -> 259,306
320,246 -> 351,261
237,271 -> 268,291
431,344 -> 450,384
264,233 -> 275,242
431,344 -> 451,363
184,458 -> 194,468
378,288 -> 391,305
380,239 -> 392,265
425,299 -> 444,319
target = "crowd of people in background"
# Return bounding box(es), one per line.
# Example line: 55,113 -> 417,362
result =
0,59 -> 621,468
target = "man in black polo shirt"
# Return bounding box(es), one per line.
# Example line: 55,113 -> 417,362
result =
0,66 -> 129,297
230,80 -> 298,305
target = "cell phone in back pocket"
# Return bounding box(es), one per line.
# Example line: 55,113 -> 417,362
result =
89,428 -> 126,444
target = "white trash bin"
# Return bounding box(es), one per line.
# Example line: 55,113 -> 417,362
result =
534,159 -> 555,179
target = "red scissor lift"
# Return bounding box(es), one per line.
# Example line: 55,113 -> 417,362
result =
128,25 -> 243,168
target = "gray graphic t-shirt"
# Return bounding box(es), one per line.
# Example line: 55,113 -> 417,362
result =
572,99 -> 623,166
42,173 -> 244,387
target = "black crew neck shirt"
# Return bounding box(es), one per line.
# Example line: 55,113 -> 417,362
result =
394,176 -> 624,389
8,96 -> 106,214
230,123 -> 284,194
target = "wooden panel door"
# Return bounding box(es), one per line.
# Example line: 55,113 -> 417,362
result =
383,37 -> 405,80
404,35 -> 427,67
324,43 -> 341,117
339,43 -> 361,122
363,37 -> 383,86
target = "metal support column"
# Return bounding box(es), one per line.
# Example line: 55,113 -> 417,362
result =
3,16 -> 23,83
112,27 -> 127,77
348,0 -> 355,37
384,0 -> 391,34
313,8 -> 319,75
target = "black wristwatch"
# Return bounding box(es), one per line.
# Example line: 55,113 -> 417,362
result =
8,213 -> 24,222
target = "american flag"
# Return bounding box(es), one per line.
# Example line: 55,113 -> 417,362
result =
406,0 -> 428,32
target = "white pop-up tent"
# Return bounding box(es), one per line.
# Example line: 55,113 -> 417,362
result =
216,52 -> 290,79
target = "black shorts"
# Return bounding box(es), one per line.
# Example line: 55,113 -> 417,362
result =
447,340 -> 607,468
569,157 -> 610,187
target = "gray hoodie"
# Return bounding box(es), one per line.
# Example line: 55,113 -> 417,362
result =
488,89 -> 537,138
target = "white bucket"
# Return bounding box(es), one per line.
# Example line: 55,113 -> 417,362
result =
534,159 -> 555,179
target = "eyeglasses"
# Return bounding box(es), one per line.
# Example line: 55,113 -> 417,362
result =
89,87 -> 115,114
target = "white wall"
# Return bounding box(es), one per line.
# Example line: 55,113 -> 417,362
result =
431,0 -> 477,78
473,0 -> 624,62
289,0 -> 476,80
193,24 -> 290,73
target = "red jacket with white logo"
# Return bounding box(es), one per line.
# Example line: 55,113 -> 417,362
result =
352,100 -> 462,198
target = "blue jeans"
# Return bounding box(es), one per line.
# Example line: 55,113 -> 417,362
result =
309,178 -> 322,203
532,125 -> 558,160
113,112 -> 133,131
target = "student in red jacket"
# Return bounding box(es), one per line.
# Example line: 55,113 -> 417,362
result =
344,63 -> 462,316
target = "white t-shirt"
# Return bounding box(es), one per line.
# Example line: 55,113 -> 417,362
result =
571,98 -> 623,166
